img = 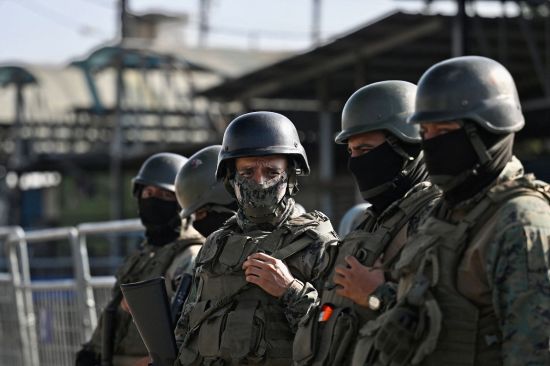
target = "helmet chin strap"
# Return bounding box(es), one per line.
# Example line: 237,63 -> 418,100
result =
430,122 -> 494,193
386,135 -> 415,161
286,161 -> 300,196
359,137 -> 419,200
463,122 -> 492,165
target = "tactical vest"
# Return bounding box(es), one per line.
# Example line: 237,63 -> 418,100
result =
113,236 -> 204,356
293,182 -> 441,366
352,174 -> 550,366
178,211 -> 336,366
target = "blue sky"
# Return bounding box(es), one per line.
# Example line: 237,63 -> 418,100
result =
0,0 -> 514,64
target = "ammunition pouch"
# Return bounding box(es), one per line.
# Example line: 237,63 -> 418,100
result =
220,300 -> 267,362
183,298 -> 276,365
374,304 -> 421,365
293,309 -> 319,365
294,305 -> 358,366
352,290 -> 441,366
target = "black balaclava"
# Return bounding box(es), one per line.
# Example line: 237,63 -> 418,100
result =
192,203 -> 237,237
421,121 -> 514,205
138,197 -> 181,246
232,170 -> 295,231
348,138 -> 428,214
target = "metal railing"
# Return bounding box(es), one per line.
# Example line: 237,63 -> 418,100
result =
0,219 -> 144,366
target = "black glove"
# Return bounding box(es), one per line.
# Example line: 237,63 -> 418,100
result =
75,347 -> 100,366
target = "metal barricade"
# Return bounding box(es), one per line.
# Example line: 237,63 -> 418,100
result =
90,276 -> 116,319
0,265 -> 26,366
0,219 -> 144,366
76,219 -> 144,334
1,226 -> 39,366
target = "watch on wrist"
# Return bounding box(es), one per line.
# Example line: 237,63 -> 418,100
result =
367,294 -> 382,311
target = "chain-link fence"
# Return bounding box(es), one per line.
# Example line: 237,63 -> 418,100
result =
0,219 -> 143,366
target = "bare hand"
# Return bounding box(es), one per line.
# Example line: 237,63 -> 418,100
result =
333,256 -> 384,307
133,356 -> 151,366
120,297 -> 130,313
242,252 -> 295,297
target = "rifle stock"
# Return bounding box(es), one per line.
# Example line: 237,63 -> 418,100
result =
120,277 -> 178,366
170,273 -> 193,326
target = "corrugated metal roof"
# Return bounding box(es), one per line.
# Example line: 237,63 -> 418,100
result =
199,11 -> 550,108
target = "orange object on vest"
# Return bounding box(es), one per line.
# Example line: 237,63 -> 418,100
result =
318,304 -> 334,322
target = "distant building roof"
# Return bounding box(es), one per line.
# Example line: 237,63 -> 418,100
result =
171,47 -> 291,78
199,11 -> 550,107
198,11 -> 550,139
0,42 -> 294,168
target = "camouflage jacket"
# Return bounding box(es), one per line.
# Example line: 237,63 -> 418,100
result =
392,157 -> 550,365
458,158 -> 550,364
174,208 -> 338,365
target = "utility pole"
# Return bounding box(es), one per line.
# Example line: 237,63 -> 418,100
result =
199,0 -> 211,47
452,0 -> 468,56
110,0 -> 128,222
312,0 -> 322,45
8,81 -> 25,225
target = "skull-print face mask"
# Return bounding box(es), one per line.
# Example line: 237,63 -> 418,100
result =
233,171 -> 289,221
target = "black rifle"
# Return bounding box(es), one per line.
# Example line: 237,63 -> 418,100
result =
120,277 -> 178,366
170,273 -> 193,326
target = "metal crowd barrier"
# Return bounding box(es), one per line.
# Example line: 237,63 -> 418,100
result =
0,219 -> 144,366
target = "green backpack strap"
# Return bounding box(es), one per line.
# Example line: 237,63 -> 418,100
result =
378,182 -> 441,238
350,183 -> 441,269
273,219 -> 335,260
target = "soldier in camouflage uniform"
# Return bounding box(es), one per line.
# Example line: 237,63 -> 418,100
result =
174,111 -> 339,366
353,56 -> 550,366
75,153 -> 205,366
293,81 -> 440,366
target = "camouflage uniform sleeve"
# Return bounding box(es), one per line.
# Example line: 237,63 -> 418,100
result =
487,196 -> 550,365
279,232 -> 336,332
279,278 -> 319,332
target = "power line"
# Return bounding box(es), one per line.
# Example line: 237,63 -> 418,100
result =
9,0 -> 107,37
185,17 -> 311,40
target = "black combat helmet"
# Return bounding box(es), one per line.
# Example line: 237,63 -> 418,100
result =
336,80 -> 420,144
215,111 -> 310,181
175,145 -> 235,219
408,56 -> 524,133
132,153 -> 188,197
